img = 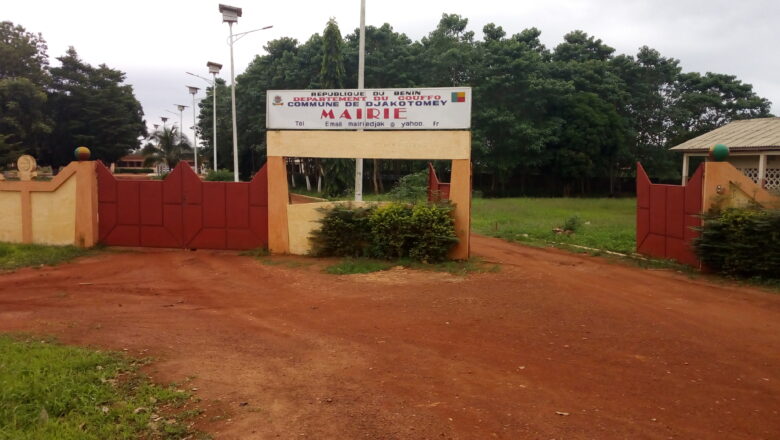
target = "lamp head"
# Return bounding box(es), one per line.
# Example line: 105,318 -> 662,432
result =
219,4 -> 242,23
207,61 -> 223,75
161,117 -> 168,123
187,86 -> 199,95
176,104 -> 187,112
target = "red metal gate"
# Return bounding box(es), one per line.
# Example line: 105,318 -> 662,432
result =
636,163 -> 703,266
97,162 -> 268,250
427,162 -> 451,201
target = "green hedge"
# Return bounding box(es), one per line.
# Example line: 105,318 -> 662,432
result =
694,207 -> 780,279
205,169 -> 235,181
115,167 -> 153,174
310,202 -> 458,262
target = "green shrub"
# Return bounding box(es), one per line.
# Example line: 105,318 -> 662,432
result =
370,203 -> 412,259
310,201 -> 458,262
563,215 -> 583,232
387,170 -> 428,202
115,167 -> 154,174
407,203 -> 458,263
205,169 -> 235,181
310,204 -> 375,258
694,207 -> 780,279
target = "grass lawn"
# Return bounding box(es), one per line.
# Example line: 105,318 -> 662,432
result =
0,335 -> 201,439
0,243 -> 93,271
472,197 -> 636,254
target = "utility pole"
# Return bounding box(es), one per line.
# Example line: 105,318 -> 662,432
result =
354,0 -> 366,201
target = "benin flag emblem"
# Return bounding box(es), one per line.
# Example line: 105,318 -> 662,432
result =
451,91 -> 466,102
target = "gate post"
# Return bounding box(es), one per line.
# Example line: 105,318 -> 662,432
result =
74,161 -> 99,247
267,155 -> 289,254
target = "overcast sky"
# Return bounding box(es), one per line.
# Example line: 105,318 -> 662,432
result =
7,0 -> 779,143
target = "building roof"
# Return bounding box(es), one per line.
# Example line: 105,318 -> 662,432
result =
119,154 -> 145,160
670,117 -> 780,152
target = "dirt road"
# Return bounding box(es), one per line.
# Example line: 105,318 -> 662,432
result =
1,236 -> 779,439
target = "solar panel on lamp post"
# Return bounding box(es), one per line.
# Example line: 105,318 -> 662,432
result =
219,4 -> 272,181
187,61 -> 223,172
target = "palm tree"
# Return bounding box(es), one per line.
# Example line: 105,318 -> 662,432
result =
141,126 -> 192,170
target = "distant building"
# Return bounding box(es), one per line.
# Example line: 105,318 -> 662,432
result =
115,154 -> 147,170
115,154 -> 197,175
670,117 -> 780,192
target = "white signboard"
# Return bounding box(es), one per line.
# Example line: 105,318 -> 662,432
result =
266,87 -> 471,130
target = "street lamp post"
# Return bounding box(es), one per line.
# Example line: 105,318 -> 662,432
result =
189,62 -> 223,171
175,104 -> 189,170
220,4 -> 242,182
187,86 -> 200,174
207,62 -> 222,171
219,4 -> 272,181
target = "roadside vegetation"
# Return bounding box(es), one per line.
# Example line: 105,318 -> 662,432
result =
0,335 -> 202,439
324,258 -> 393,274
310,202 -> 458,263
695,207 -> 780,287
472,197 -> 636,254
0,242 -> 94,271
323,257 -> 499,275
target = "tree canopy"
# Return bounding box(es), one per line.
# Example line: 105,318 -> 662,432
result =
196,13 -> 772,193
0,21 -> 146,169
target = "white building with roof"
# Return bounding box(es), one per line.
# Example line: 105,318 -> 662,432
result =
670,117 -> 780,192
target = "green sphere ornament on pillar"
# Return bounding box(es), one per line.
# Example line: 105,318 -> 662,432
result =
708,143 -> 729,162
74,146 -> 91,161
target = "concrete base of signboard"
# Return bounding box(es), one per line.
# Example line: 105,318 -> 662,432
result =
266,130 -> 471,260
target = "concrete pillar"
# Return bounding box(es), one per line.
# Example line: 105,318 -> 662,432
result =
681,154 -> 690,186
267,156 -> 290,254
758,154 -> 768,188
449,159 -> 471,260
74,161 -> 99,247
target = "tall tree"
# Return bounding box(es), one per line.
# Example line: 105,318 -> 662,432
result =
471,25 -> 570,193
320,18 -> 346,89
0,77 -> 51,165
343,24 -> 417,88
319,18 -> 353,196
418,14 -> 477,86
45,48 -> 146,168
667,72 -> 772,145
546,92 -> 631,195
0,21 -> 49,85
0,21 -> 52,164
610,47 -> 682,179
